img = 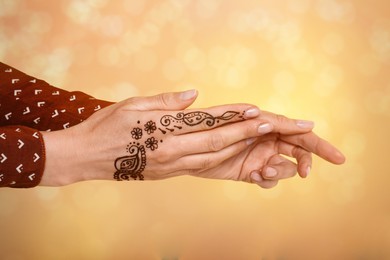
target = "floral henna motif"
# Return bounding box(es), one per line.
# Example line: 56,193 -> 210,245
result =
144,120 -> 157,134
114,144 -> 146,181
131,127 -> 143,140
145,137 -> 159,151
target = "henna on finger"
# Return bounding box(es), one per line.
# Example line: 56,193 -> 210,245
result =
159,111 -> 240,134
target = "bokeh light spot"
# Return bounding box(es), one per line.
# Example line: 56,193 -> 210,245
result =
313,64 -> 343,97
109,82 -> 140,102
364,90 -> 390,115
341,131 -> 366,160
273,70 -> 296,95
357,53 -> 381,76
322,32 -> 344,56
134,48 -> 158,72
162,59 -> 186,81
196,0 -> 220,19
0,0 -> 20,17
287,0 -> 311,14
97,44 -> 120,67
123,0 -> 146,16
370,25 -> 390,61
183,47 -> 206,71
100,15 -> 124,37
316,0 -> 355,23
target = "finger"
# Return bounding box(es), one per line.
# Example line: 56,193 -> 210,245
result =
174,119 -> 273,155
122,89 -> 198,111
167,138 -> 251,176
276,142 -> 313,178
280,132 -> 346,165
250,171 -> 279,189
159,104 -> 261,135
259,111 -> 315,135
261,154 -> 298,180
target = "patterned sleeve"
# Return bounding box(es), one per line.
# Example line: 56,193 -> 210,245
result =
0,62 -> 114,188
0,126 -> 45,188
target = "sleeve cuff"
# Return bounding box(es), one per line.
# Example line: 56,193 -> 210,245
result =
0,126 -> 45,188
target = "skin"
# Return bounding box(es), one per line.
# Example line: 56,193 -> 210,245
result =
40,90 -> 345,187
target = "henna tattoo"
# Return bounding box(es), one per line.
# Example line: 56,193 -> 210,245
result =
131,127 -> 143,140
114,110 -> 242,181
114,144 -> 146,181
158,128 -> 167,134
144,120 -> 157,134
160,111 -> 239,129
145,137 -> 159,151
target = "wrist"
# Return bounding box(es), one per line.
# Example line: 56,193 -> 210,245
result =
40,129 -> 85,186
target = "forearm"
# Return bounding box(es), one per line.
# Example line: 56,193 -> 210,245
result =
39,124 -> 114,186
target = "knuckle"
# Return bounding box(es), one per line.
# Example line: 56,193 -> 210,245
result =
187,168 -> 201,175
157,93 -> 170,108
153,151 -> 168,164
119,97 -> 142,110
111,104 -> 126,116
208,134 -> 225,152
275,114 -> 287,124
201,158 -> 212,169
125,97 -> 137,104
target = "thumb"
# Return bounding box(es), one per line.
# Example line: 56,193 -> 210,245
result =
123,89 -> 198,111
261,155 -> 298,180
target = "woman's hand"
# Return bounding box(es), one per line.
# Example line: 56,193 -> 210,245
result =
39,90 -> 315,186
190,123 -> 346,189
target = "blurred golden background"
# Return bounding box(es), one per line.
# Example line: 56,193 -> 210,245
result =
0,0 -> 389,259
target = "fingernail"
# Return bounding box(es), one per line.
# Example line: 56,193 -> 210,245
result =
306,166 -> 311,177
180,89 -> 197,101
246,137 -> 257,145
335,150 -> 346,163
296,120 -> 315,129
245,107 -> 260,118
251,171 -> 262,182
258,122 -> 273,134
264,167 -> 277,178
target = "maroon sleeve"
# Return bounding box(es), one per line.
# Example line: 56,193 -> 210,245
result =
0,126 -> 45,188
0,62 -> 114,131
0,62 -> 114,188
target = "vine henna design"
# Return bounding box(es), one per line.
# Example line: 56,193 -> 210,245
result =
114,144 -> 146,181
160,111 -> 240,132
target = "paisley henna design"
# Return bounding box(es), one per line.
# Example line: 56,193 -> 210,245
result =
114,144 -> 146,181
160,111 -> 239,129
